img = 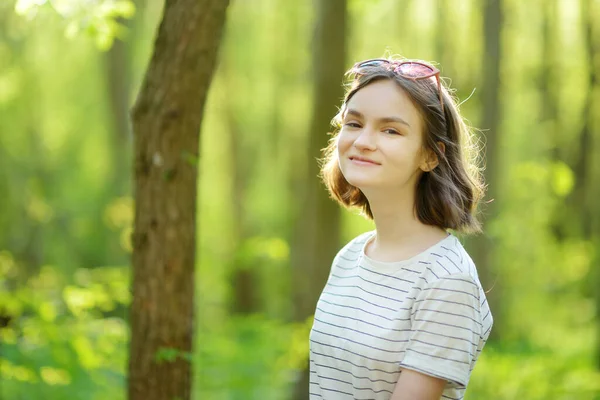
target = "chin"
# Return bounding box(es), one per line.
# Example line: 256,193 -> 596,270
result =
343,174 -> 379,190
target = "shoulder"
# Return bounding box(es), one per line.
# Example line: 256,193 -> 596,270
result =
424,234 -> 480,283
417,235 -> 490,312
328,231 -> 373,269
335,230 -> 374,259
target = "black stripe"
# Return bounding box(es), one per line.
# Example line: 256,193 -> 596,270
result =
339,254 -> 360,262
405,348 -> 470,365
444,255 -> 466,274
482,308 -> 491,321
435,260 -> 452,275
409,338 -> 473,356
443,276 -> 478,287
310,338 -> 402,366
422,286 -> 479,301
335,264 -> 358,271
327,283 -> 405,303
413,318 -> 478,333
312,326 -> 408,353
411,329 -> 479,347
345,246 -> 362,253
414,297 -> 478,312
314,313 -> 412,339
412,307 -> 482,326
319,298 -> 404,322
331,273 -> 409,294
426,267 -> 440,279
398,363 -> 460,385
317,386 -> 353,396
310,348 -> 399,375
313,362 -> 397,385
321,291 -> 397,312
483,324 -> 492,337
441,245 -> 460,259
442,394 -> 462,400
358,265 -> 416,283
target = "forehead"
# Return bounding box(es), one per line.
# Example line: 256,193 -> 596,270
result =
344,80 -> 422,128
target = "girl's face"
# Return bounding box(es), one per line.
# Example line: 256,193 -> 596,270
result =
337,79 -> 435,194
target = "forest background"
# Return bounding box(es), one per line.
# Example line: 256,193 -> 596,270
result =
1,0 -> 600,399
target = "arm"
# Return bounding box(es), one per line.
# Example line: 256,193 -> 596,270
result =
394,274 -> 484,398
390,368 -> 446,400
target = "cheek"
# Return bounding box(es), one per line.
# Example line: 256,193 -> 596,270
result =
336,131 -> 353,155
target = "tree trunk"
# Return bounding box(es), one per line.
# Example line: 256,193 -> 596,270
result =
540,0 -> 567,241
105,30 -> 133,197
128,1 -> 229,399
578,0 -> 600,368
291,1 -> 346,398
225,86 -> 257,314
571,0 -> 595,241
435,0 -> 452,69
469,0 -> 503,341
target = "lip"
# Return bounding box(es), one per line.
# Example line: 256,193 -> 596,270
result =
349,156 -> 380,166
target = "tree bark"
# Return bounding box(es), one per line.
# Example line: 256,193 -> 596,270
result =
469,0 -> 503,341
128,1 -> 229,399
292,1 -> 346,398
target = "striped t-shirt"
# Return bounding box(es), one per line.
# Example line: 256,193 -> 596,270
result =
309,231 -> 493,400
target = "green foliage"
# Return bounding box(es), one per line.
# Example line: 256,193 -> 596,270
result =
14,0 -> 136,50
468,343 -> 600,399
0,262 -> 129,400
155,347 -> 193,364
195,314 -> 312,400
3,0 -> 600,398
0,257 -> 310,399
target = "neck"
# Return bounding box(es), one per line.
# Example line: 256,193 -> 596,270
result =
364,188 -> 446,251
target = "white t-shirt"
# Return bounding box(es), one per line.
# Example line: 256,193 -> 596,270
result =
309,231 -> 493,400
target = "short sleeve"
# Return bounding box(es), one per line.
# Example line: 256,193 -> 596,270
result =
399,274 -> 482,388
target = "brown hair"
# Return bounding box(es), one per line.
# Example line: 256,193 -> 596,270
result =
320,57 -> 485,234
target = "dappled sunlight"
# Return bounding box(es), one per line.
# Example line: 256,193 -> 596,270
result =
1,0 -> 598,398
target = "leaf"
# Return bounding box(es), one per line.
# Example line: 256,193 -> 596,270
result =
154,347 -> 180,363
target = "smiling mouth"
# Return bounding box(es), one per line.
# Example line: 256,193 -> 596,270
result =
349,156 -> 380,166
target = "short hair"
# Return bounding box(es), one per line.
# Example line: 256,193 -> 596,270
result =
320,57 -> 485,234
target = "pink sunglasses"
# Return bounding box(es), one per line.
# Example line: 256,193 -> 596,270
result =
352,59 -> 444,113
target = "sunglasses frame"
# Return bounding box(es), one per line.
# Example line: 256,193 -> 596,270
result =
352,58 -> 444,114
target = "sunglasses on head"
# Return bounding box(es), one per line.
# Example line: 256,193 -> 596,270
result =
351,59 -> 444,113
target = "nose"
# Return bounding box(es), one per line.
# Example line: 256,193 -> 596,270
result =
353,127 -> 377,151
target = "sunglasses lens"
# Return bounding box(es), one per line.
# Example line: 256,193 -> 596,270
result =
395,62 -> 435,78
358,60 -> 386,68
354,59 -> 389,73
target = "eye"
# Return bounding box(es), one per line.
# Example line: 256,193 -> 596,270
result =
384,128 -> 401,135
343,122 -> 362,128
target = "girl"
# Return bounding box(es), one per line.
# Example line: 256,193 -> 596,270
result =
309,57 -> 493,400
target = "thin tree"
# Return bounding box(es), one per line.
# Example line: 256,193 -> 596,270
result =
577,0 -> 600,368
469,0 -> 503,341
291,0 -> 346,398
127,1 -> 230,399
104,18 -> 134,197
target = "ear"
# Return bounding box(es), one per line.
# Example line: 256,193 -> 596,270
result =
420,142 -> 445,172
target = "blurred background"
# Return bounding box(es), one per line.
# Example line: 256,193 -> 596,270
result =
1,0 -> 599,399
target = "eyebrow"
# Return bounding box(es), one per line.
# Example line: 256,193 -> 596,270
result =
345,109 -> 411,127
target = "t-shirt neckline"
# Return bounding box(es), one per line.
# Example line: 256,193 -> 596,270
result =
360,231 -> 453,270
